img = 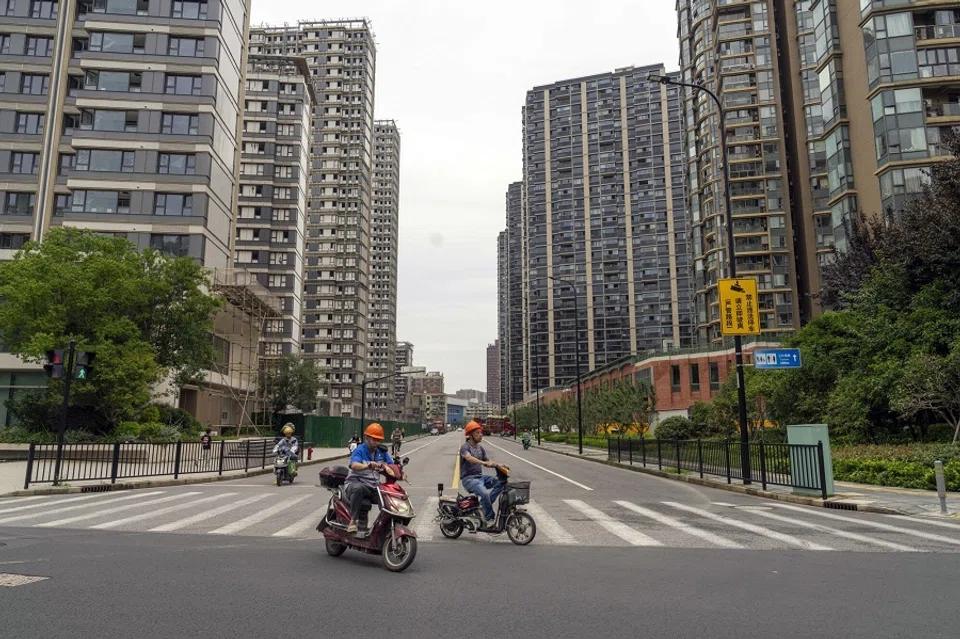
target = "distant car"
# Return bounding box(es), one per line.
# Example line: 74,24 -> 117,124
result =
549,425 -> 560,433
430,427 -> 440,436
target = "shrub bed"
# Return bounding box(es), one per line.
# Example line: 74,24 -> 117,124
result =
832,444 -> 960,491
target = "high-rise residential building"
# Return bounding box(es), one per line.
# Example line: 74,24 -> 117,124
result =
521,65 -> 692,391
247,20 -> 377,417
500,181 -> 524,406
0,0 -> 249,265
455,388 -> 486,404
394,340 -> 413,418
409,372 -> 443,395
485,341 -> 499,408
365,120 -> 401,419
236,56 -> 314,360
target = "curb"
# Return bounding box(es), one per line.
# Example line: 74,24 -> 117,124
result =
516,440 -> 911,516
0,453 -> 350,498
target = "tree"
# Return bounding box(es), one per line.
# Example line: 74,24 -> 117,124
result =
0,228 -> 221,428
260,355 -> 325,419
892,347 -> 960,444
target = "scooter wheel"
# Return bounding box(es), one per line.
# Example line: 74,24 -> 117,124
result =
439,520 -> 463,539
275,474 -> 283,487
287,475 -> 295,484
325,538 -> 347,557
506,512 -> 537,546
382,535 -> 417,572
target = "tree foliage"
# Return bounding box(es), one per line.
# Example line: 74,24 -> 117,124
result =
260,355 -> 325,417
0,228 -> 221,428
513,378 -> 655,436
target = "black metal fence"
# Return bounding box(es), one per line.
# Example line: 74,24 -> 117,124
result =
23,439 -> 301,489
607,437 -> 828,499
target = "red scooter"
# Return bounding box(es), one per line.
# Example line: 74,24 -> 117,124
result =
316,454 -> 418,572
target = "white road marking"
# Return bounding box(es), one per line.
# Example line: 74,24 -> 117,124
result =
396,436 -> 446,457
485,442 -> 593,491
745,508 -> 920,552
411,496 -> 439,542
90,493 -> 234,529
0,494 -> 105,515
889,515 -> 960,531
564,499 -> 661,546
774,503 -> 960,547
614,501 -> 743,549
663,502 -> 833,551
0,492 -> 165,525
208,495 -> 310,535
524,501 -> 578,545
38,493 -> 199,527
149,494 -> 271,532
272,506 -> 329,538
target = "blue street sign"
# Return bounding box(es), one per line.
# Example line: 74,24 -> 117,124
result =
753,348 -> 802,369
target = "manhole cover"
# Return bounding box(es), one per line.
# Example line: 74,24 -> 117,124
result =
0,573 -> 49,587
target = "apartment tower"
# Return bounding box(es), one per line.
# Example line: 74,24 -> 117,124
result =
365,119 -> 400,420
499,181 -> 524,405
394,340 -> 413,419
521,65 -> 692,391
247,20 -> 377,417
236,56 -> 314,360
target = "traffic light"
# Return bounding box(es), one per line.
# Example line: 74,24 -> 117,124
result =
44,350 -> 64,379
74,351 -> 95,381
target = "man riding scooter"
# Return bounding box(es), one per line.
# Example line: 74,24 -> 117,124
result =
459,420 -> 509,529
521,429 -> 531,450
272,424 -> 299,482
343,423 -> 394,534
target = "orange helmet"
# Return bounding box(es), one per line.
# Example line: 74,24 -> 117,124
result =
364,423 -> 385,440
464,421 -> 483,437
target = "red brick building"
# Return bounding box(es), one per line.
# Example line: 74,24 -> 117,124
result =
409,372 -> 444,395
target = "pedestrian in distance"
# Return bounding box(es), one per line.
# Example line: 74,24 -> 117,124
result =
195,427 -> 213,468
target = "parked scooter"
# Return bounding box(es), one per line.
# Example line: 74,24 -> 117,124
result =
316,453 -> 418,572
435,465 -> 536,545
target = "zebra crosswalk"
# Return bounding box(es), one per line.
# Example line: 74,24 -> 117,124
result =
1,490 -> 958,553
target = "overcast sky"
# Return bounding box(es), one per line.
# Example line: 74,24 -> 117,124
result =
251,1 -> 681,393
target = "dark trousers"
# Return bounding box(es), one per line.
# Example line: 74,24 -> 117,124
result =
343,481 -> 378,521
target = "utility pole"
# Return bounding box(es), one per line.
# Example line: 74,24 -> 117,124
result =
53,340 -> 77,486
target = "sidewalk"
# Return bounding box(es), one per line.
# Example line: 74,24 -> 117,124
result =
507,437 -> 959,519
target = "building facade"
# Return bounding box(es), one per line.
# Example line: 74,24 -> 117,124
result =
521,64 -> 693,392
504,182 -> 525,405
485,341 -> 499,409
497,229 -> 509,410
236,55 -> 313,360
455,388 -> 486,403
394,341 -> 413,418
365,119 -> 401,419
409,371 -> 443,396
248,19 -> 377,417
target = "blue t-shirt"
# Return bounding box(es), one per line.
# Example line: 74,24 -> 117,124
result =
346,444 -> 394,487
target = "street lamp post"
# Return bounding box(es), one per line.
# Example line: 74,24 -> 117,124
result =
649,73 -> 752,484
548,275 -> 583,455
359,370 -> 417,431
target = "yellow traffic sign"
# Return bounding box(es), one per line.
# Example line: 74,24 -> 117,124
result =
719,278 -> 760,336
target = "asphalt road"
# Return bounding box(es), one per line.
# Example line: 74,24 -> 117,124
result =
2,431 -> 959,638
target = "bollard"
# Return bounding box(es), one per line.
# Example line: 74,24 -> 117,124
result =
935,460 -> 947,514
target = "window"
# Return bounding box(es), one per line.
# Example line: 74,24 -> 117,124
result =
171,0 -> 207,19
79,109 -> 138,132
89,32 -> 145,54
0,233 -> 30,249
78,0 -> 148,15
25,37 -> 53,56
169,37 -> 205,57
54,193 -> 72,214
10,153 -> 39,175
165,74 -> 202,95
271,230 -> 289,243
75,149 -> 134,172
59,153 -> 75,174
158,153 -> 196,174
277,166 -> 293,179
269,252 -> 289,265
267,274 -> 288,288
4,193 -> 36,216
20,74 -> 49,95
1,0 -> 14,16
29,0 -> 58,18
709,362 -> 720,391
149,234 -> 189,257
161,113 -> 199,135
85,70 -> 141,92
16,113 -> 45,134
154,193 -> 193,216
670,365 -> 681,393
690,363 -> 700,391
70,190 -> 131,213
0,35 -> 9,54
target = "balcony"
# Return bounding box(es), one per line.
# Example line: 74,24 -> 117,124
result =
915,24 -> 960,42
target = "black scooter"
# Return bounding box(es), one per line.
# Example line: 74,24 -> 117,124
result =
435,466 -> 537,545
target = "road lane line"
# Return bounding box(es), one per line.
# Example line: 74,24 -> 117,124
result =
411,496 -> 439,542
0,491 -> 165,525
90,493 -> 234,530
452,454 -> 461,490
524,501 -> 577,545
0,494 -> 105,515
745,508 -> 920,552
38,493 -> 198,527
398,435 -> 446,457
615,501 -> 743,549
774,503 -> 960,547
889,515 -> 960,531
0,496 -> 49,509
564,500 -> 661,546
486,442 -> 593,491
272,506 -> 329,538
208,495 -> 309,535
663,502 -> 834,551
149,494 -> 271,532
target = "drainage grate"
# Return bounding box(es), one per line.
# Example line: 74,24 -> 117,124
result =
80,484 -> 115,493
824,501 -> 858,511
0,573 -> 49,587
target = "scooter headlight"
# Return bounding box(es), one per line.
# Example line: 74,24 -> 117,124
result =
385,495 -> 413,516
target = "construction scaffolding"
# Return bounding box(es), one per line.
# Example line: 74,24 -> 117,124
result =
194,268 -> 283,437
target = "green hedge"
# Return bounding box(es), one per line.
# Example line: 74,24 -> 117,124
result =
832,443 -> 960,491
